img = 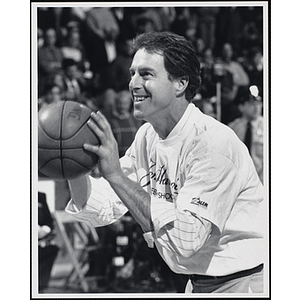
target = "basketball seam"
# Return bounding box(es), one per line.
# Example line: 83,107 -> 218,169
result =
60,101 -> 66,178
39,157 -> 91,172
61,116 -> 92,141
38,147 -> 88,150
38,122 -> 59,140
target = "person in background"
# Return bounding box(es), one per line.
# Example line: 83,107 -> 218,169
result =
194,7 -> 220,50
106,90 -> 142,158
38,192 -> 59,292
215,42 -> 249,124
38,28 -> 64,97
84,7 -> 120,95
198,47 -> 216,100
242,47 -> 263,98
107,35 -> 135,92
61,28 -> 87,72
228,85 -> 263,183
61,58 -> 87,102
129,7 -> 164,34
38,83 -> 63,111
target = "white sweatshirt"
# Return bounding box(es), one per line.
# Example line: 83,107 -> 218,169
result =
66,103 -> 267,276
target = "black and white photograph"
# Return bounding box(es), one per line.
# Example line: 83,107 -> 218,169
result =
30,1 -> 271,298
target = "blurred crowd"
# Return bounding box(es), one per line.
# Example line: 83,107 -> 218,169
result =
37,6 -> 263,121
37,6 -> 264,293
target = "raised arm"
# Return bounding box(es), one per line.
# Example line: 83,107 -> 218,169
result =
83,111 -> 153,232
78,111 -> 212,255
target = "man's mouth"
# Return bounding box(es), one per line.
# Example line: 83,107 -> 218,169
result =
133,96 -> 148,103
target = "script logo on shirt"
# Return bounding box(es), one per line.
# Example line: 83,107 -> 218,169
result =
191,197 -> 208,209
139,159 -> 179,191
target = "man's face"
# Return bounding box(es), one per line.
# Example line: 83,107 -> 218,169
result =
129,49 -> 177,123
45,29 -> 56,46
116,91 -> 131,115
66,65 -> 78,79
222,43 -> 233,61
240,100 -> 262,121
46,86 -> 62,104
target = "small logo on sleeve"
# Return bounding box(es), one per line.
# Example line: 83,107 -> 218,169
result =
191,197 -> 208,209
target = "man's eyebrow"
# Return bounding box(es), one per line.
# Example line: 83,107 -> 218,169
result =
129,66 -> 156,73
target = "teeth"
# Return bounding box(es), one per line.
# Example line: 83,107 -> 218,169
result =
134,96 -> 147,102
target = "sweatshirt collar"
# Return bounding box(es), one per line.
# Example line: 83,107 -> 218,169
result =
158,103 -> 196,146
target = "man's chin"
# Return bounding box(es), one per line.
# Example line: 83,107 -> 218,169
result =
133,110 -> 144,120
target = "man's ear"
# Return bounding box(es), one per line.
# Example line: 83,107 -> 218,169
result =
175,75 -> 189,97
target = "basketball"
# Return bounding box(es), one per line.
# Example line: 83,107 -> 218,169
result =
38,101 -> 100,180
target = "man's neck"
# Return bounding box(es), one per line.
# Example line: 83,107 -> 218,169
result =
151,101 -> 189,139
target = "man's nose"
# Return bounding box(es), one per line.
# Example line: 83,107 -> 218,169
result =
129,73 -> 142,91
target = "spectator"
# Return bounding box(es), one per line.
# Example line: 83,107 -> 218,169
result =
156,7 -> 176,31
239,7 -> 263,53
38,28 -> 44,48
130,7 -> 164,33
194,38 -> 206,62
61,58 -> 87,103
107,36 -> 135,92
199,47 -> 216,99
106,90 -> 142,158
215,42 -> 250,124
214,7 -> 244,57
44,71 -> 65,96
38,83 -> 63,111
94,88 -> 117,117
136,16 -> 156,34
61,27 -> 86,71
85,7 -> 119,71
243,47 -> 263,97
170,7 -> 191,37
228,85 -> 263,183
38,192 -> 59,292
195,7 -> 220,50
38,28 -> 64,97
69,7 -> 92,24
37,8 -> 76,47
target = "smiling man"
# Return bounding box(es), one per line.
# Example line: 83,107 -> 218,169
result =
65,32 -> 267,294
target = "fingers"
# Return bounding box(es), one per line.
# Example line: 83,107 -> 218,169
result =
87,111 -> 112,141
84,111 -> 113,154
91,111 -> 113,137
87,117 -> 106,143
83,142 -> 100,154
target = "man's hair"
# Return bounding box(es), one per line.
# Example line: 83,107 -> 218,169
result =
62,58 -> 77,70
133,31 -> 201,101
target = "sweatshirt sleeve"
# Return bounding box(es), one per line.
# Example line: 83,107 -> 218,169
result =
150,196 -> 212,258
65,175 -> 128,227
65,154 -> 138,227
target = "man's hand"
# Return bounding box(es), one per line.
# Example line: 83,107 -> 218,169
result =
83,111 -> 153,232
84,111 -> 123,181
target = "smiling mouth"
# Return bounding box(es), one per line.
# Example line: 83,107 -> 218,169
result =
133,96 -> 148,103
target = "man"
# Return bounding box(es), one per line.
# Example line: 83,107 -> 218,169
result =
215,42 -> 250,124
66,32 -> 266,293
228,85 -> 264,183
62,58 -> 86,102
38,28 -> 64,97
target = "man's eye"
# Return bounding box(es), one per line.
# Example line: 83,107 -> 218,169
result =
141,72 -> 151,77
